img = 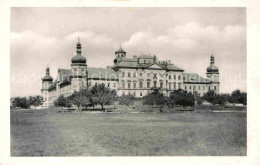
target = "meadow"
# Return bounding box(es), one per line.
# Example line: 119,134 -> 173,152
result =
11,108 -> 246,156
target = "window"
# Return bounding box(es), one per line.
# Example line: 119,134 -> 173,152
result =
178,83 -> 181,89
128,81 -> 131,89
128,72 -> 131,77
174,83 -> 176,90
198,86 -> 200,90
160,81 -> 163,88
108,83 -> 110,88
203,86 -> 205,90
113,83 -> 116,87
133,82 -> 136,89
122,72 -> 125,77
122,81 -> 125,88
178,75 -> 181,80
214,86 -> 217,90
140,92 -> 142,97
169,75 -> 172,79
153,81 -> 157,87
133,73 -> 136,78
81,69 -> 84,73
169,83 -> 172,90
190,86 -> 192,90
174,74 -> 176,80
139,81 -> 143,88
147,81 -> 150,88
185,86 -> 187,90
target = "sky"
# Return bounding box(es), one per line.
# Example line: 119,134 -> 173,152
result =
10,7 -> 246,97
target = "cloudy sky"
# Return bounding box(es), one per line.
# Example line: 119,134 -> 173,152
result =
10,7 -> 246,97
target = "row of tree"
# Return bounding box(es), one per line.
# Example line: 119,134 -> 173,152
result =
54,84 -> 117,111
200,89 -> 247,106
11,95 -> 44,109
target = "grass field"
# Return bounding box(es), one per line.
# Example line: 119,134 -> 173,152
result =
11,109 -> 246,156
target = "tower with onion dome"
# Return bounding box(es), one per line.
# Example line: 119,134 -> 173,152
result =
206,53 -> 220,93
71,37 -> 88,92
41,66 -> 53,107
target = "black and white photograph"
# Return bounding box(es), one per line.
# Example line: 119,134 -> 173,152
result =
9,7 -> 248,157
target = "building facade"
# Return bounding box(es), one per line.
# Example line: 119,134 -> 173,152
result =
41,39 -> 219,108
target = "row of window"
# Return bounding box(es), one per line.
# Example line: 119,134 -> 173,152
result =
121,81 -> 181,89
121,72 -> 182,80
184,85 -> 217,91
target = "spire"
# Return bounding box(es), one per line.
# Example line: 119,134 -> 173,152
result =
46,66 -> 50,75
210,52 -> 215,65
76,35 -> 82,55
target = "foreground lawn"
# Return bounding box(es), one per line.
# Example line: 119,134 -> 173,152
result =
11,110 -> 246,156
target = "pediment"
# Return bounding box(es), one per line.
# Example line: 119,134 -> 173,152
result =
147,64 -> 163,69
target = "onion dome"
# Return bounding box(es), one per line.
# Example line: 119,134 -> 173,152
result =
42,67 -> 53,81
71,39 -> 86,64
207,54 -> 219,73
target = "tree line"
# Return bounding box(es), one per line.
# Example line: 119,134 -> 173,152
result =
11,95 -> 44,109
54,84 -> 117,111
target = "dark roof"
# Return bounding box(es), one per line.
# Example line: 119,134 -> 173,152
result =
182,73 -> 210,84
112,56 -> 184,71
48,82 -> 57,91
57,68 -> 118,82
207,64 -> 219,72
88,68 -> 118,80
115,47 -> 126,54
42,74 -> 53,81
71,54 -> 86,64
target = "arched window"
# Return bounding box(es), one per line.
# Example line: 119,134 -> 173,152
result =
139,81 -> 143,89
153,81 -> 157,88
173,83 -> 176,90
169,82 -> 172,90
169,75 -> 172,79
128,72 -> 131,77
128,81 -> 131,89
178,75 -> 181,80
147,80 -> 151,88
122,81 -> 125,88
133,81 -> 137,89
160,81 -> 163,88
174,74 -> 176,80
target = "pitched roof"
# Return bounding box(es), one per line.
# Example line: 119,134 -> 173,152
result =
88,68 -> 118,80
112,57 -> 184,71
182,73 -> 210,84
57,68 -> 118,82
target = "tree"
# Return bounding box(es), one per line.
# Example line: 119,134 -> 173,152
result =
168,89 -> 195,108
239,92 -> 247,106
89,84 -> 117,110
203,90 -> 217,105
143,89 -> 167,112
28,95 -> 44,108
229,90 -> 242,105
11,97 -> 30,109
118,93 -> 135,106
54,95 -> 67,110
70,90 -> 90,111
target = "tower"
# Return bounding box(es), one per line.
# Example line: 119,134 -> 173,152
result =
114,45 -> 126,64
41,66 -> 53,107
206,53 -> 219,93
71,37 -> 87,93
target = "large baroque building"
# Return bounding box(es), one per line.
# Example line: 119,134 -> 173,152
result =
41,39 -> 219,108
